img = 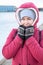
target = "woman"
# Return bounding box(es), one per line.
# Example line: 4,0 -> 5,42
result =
2,2 -> 43,65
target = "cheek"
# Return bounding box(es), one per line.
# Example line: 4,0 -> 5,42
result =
20,20 -> 25,25
28,20 -> 33,24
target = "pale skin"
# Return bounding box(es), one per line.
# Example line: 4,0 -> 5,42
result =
19,16 -> 34,27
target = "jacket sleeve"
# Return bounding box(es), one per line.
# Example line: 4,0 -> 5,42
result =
25,31 -> 43,63
40,30 -> 43,47
2,29 -> 23,59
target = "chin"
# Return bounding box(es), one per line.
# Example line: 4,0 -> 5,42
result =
24,25 -> 30,27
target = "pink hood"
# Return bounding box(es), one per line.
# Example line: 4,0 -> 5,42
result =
16,2 -> 39,27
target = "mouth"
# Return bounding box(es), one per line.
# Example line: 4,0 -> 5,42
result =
23,23 -> 33,27
24,24 -> 30,26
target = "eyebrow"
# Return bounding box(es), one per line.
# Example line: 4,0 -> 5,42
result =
22,17 -> 32,20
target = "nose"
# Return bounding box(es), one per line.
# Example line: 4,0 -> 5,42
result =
24,20 -> 29,23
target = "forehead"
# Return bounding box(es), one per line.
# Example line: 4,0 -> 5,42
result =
22,16 -> 33,19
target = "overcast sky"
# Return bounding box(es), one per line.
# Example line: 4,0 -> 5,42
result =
0,0 -> 43,8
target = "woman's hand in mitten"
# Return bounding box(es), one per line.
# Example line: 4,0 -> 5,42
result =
25,26 -> 34,40
18,25 -> 25,40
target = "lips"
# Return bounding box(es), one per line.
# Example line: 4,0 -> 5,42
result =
24,23 -> 30,27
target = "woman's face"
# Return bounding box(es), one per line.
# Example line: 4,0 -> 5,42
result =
20,16 -> 34,27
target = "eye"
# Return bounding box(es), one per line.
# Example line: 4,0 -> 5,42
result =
27,17 -> 31,20
22,18 -> 25,20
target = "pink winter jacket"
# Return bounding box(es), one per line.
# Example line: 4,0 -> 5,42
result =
2,2 -> 43,65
